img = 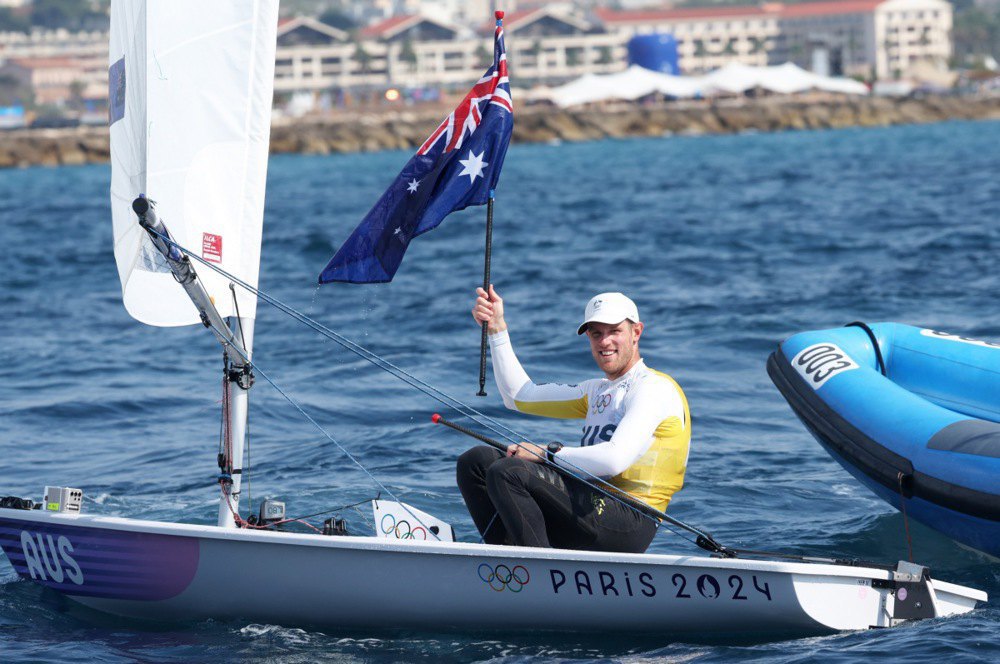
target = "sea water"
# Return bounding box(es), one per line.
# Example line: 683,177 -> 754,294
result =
0,120 -> 998,662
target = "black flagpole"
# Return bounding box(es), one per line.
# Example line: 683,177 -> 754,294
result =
478,9 -> 504,396
477,191 -> 495,396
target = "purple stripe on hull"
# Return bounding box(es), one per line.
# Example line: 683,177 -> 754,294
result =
0,519 -> 199,601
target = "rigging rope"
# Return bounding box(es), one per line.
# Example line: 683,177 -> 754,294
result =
195,310 -> 444,541
150,230 -> 715,551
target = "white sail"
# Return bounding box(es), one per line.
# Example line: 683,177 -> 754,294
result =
109,0 -> 278,326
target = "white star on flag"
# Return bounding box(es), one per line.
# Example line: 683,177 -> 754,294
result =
406,179 -> 420,194
458,150 -> 488,183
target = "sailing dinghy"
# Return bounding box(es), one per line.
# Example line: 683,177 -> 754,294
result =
0,0 -> 987,639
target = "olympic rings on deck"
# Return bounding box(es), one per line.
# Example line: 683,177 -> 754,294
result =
478,563 -> 530,592
380,513 -> 427,540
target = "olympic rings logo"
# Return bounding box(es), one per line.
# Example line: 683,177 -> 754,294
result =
380,513 -> 427,540
478,563 -> 530,592
593,393 -> 612,414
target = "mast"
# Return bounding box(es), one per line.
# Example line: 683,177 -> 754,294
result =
218,317 -> 254,528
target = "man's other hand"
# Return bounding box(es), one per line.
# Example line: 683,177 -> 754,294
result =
506,442 -> 545,464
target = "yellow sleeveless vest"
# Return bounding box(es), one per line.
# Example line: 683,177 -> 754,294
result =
608,370 -> 690,512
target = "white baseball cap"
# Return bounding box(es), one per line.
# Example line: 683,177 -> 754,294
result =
577,292 -> 640,335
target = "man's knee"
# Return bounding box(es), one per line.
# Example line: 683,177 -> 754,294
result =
456,446 -> 503,484
485,457 -> 533,494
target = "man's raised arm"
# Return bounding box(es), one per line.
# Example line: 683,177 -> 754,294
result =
473,285 -> 588,418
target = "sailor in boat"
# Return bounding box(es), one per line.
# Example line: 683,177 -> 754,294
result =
458,286 -> 690,552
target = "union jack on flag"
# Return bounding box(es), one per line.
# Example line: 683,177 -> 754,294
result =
320,13 -> 514,284
418,22 -> 512,155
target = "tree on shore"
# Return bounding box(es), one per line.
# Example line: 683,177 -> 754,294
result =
69,79 -> 85,112
952,5 -> 1000,66
0,8 -> 30,33
319,8 -> 356,31
475,43 -> 491,67
0,73 -> 33,108
399,38 -> 417,65
353,42 -> 372,75
29,0 -> 109,31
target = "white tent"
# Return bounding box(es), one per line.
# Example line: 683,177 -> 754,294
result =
699,62 -> 762,95
527,63 -> 868,108
701,62 -> 869,96
603,65 -> 703,101
531,65 -> 703,107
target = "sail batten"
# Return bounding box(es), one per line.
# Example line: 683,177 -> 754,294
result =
110,0 -> 278,327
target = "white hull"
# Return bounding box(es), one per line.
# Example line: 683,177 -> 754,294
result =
0,509 -> 985,638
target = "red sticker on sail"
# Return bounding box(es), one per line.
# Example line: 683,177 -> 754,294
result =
202,233 -> 223,263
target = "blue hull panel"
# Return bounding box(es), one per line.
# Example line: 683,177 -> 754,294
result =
816,435 -> 1000,557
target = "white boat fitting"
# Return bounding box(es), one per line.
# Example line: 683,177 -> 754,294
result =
0,0 -> 987,641
0,507 -> 986,637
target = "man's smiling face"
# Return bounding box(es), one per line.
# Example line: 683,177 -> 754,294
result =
586,320 -> 644,380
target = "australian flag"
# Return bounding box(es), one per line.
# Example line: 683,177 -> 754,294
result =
319,16 -> 513,284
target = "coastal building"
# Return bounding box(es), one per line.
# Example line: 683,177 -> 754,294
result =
0,28 -> 110,108
769,0 -> 952,79
272,13 -> 472,97
0,28 -> 108,62
0,56 -> 86,105
269,0 -> 953,99
596,0 -> 952,79
595,5 -> 780,73
870,0 -> 952,80
271,6 -> 626,98
272,16 -> 360,95
496,6 -> 625,84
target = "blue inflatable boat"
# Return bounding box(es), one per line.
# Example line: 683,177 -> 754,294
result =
768,323 -> 1000,558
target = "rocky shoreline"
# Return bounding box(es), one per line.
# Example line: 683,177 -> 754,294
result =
2,95 -> 999,169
